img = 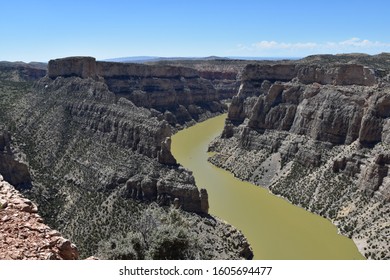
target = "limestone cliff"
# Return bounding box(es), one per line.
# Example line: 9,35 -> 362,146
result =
209,53 -> 390,259
48,57 -> 225,126
0,59 -> 252,259
30,74 -> 208,214
148,59 -> 250,100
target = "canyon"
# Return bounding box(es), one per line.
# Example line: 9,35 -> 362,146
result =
0,58 -> 251,259
209,53 -> 390,259
1,53 -> 389,259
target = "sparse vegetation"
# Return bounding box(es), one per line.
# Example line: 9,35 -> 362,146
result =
97,204 -> 202,260
209,105 -> 390,259
0,64 -> 252,260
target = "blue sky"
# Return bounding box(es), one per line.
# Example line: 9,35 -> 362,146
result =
1,0 -> 390,62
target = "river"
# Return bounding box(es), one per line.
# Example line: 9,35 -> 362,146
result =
171,114 -> 364,259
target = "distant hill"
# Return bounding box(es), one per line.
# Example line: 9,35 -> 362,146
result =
103,56 -> 233,63
0,61 -> 47,70
103,56 -> 301,63
103,56 -> 160,63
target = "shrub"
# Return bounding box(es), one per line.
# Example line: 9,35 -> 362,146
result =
97,204 -> 203,260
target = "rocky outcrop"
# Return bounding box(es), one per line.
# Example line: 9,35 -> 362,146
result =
157,137 -> 177,165
209,54 -> 390,259
148,59 -> 249,100
358,92 -> 390,146
47,57 -> 224,126
238,61 -> 378,86
226,61 -> 385,147
297,64 -> 376,86
0,176 -> 78,260
245,84 -> 370,146
30,75 -> 208,214
48,57 -> 97,79
199,188 -> 209,213
122,168 -> 208,213
358,154 -> 390,199
242,64 -> 297,82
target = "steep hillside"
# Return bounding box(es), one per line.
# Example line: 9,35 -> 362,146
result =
209,53 -> 390,259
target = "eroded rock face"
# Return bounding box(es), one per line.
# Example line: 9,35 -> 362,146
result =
47,57 -> 224,125
226,62 -> 385,147
0,177 -> 78,260
147,59 -> 248,100
48,57 -> 97,79
359,154 -> 390,199
30,75 -> 208,214
297,64 -> 376,86
210,54 -> 390,259
157,137 -> 177,165
242,64 -> 297,82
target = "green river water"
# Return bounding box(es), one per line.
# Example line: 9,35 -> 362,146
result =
171,114 -> 364,259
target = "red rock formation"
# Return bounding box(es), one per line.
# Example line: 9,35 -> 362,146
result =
0,175 -> 79,260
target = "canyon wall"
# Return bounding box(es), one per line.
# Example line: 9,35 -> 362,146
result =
0,58 -> 253,259
48,57 -> 225,126
148,59 -> 249,100
31,75 -> 208,214
210,54 -> 390,259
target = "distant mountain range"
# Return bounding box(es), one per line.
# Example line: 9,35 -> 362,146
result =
103,56 -> 301,63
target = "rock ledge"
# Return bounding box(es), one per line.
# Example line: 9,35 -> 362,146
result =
0,175 -> 79,260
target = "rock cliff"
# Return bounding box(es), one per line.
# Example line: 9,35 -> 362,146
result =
148,59 -> 249,100
0,59 -> 252,259
209,53 -> 390,259
48,57 -> 97,79
29,74 -> 207,214
48,57 -> 225,126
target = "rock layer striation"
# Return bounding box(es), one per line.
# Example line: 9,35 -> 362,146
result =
48,57 -> 225,126
210,53 -> 390,259
0,58 -> 253,259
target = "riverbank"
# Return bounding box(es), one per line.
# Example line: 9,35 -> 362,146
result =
171,114 -> 364,259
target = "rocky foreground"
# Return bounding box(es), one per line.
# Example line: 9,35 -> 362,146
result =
0,175 -> 78,260
209,53 -> 390,259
